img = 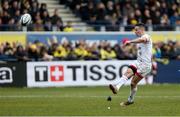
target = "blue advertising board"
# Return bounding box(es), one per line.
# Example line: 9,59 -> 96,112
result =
154,60 -> 180,83
27,33 -> 136,45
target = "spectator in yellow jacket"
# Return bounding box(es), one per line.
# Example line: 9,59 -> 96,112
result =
53,45 -> 68,59
74,44 -> 89,59
63,21 -> 74,32
100,46 -> 116,60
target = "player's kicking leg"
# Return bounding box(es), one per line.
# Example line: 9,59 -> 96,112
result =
109,66 -> 135,94
120,74 -> 143,106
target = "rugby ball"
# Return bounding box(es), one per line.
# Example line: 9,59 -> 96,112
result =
20,13 -> 32,26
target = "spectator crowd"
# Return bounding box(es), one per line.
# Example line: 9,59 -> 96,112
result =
61,0 -> 180,31
0,0 -> 66,31
0,0 -> 179,61
0,0 -> 180,31
0,38 -> 179,62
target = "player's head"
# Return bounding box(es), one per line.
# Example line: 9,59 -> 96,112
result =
134,23 -> 145,37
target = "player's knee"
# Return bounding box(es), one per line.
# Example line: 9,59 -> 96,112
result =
124,68 -> 134,78
128,65 -> 137,75
126,70 -> 132,74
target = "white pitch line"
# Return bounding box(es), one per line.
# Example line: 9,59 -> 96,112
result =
0,95 -> 180,98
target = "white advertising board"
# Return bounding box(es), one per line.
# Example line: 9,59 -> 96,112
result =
27,61 -> 146,87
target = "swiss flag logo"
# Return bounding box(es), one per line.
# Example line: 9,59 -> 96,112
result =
50,66 -> 64,82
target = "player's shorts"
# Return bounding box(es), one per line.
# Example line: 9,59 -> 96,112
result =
129,60 -> 152,78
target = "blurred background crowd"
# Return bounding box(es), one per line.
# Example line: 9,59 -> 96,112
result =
0,0 -> 64,31
0,0 -> 179,62
61,0 -> 180,31
0,39 -> 179,62
0,0 -> 180,31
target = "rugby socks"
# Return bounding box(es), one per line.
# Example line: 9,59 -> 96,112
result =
115,75 -> 128,90
128,86 -> 137,102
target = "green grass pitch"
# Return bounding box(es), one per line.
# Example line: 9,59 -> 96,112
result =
0,84 -> 180,116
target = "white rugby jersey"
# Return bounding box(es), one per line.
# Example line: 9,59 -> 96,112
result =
137,33 -> 152,64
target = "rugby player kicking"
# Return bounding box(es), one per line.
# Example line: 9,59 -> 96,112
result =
109,23 -> 152,106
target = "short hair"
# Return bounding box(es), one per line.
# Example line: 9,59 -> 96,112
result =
135,23 -> 145,28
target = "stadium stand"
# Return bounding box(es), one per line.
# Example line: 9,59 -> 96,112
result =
60,0 -> 180,31
0,0 -> 179,31
0,39 -> 179,61
0,0 -> 179,61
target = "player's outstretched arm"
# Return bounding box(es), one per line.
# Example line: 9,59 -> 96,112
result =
124,37 -> 147,46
